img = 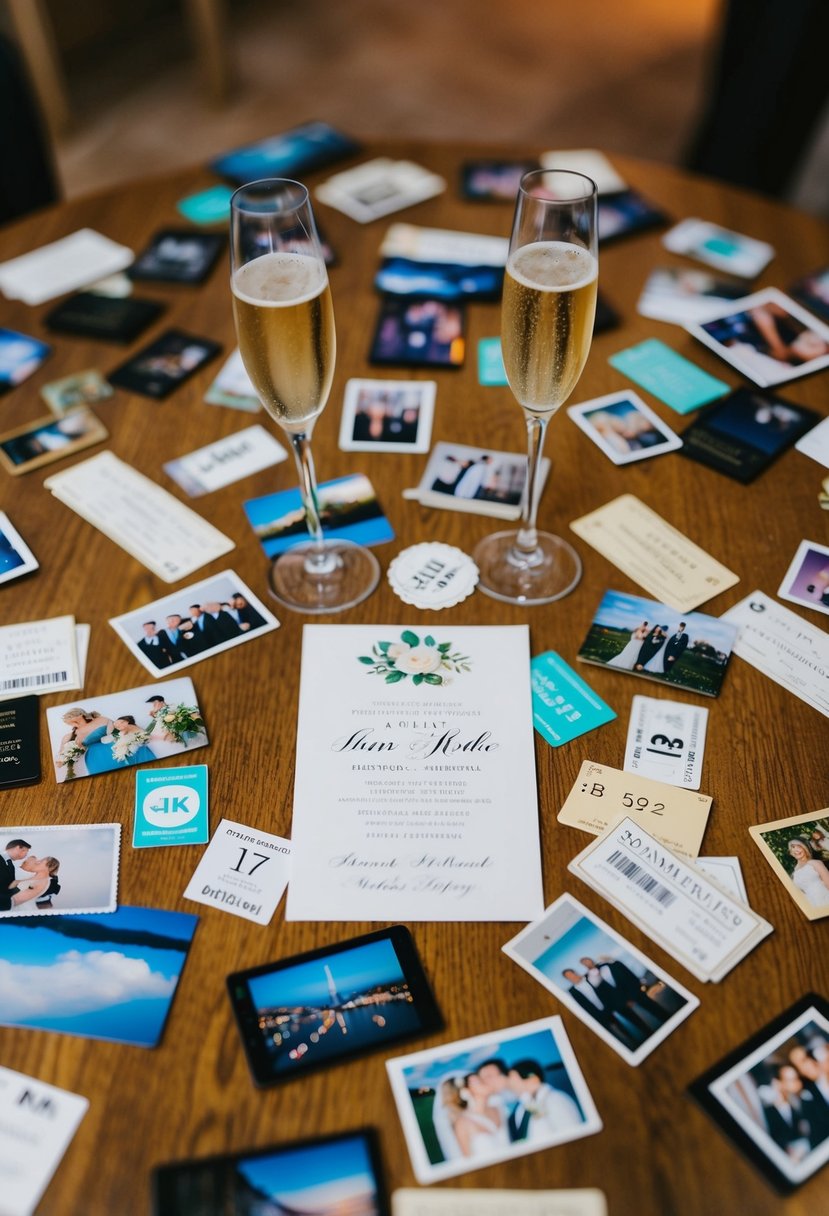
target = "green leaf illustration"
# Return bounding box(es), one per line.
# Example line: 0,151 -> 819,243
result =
385,670 -> 405,683
358,656 -> 374,664
412,673 -> 424,685
401,630 -> 420,647
424,635 -> 435,647
423,673 -> 443,685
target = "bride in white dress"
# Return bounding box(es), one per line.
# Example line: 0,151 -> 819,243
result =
433,1073 -> 509,1161
788,838 -> 829,908
606,621 -> 650,670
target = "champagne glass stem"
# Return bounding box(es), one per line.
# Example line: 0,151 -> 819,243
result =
289,432 -> 336,574
514,414 -> 550,560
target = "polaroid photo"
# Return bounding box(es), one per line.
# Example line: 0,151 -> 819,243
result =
339,379 -> 436,453
687,289 -> 829,388
749,808 -> 829,921
0,408 -> 107,476
0,1065 -> 88,1216
392,1189 -> 608,1216
204,347 -> 261,413
44,292 -> 165,343
228,925 -> 441,1087
109,571 -> 278,677
503,893 -> 698,1066
370,297 -> 465,368
689,995 -> 829,1193
0,512 -> 38,585
40,368 -> 114,416
46,676 -> 207,783
0,904 -> 197,1047
130,229 -> 225,285
637,266 -> 748,326
577,589 -> 737,697
460,159 -> 540,201
316,158 -> 445,223
386,1016 -> 601,1183
0,823 -> 120,918
109,329 -> 222,399
778,540 -> 829,617
413,442 -> 549,521
663,218 -> 774,278
153,1129 -> 388,1216
567,391 -> 681,465
540,149 -> 627,195
679,388 -> 820,483
244,473 -> 394,558
790,265 -> 829,325
211,121 -> 360,185
597,190 -> 668,244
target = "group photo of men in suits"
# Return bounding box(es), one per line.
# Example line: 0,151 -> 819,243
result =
133,590 -> 268,670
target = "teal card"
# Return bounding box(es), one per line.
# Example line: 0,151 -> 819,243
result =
133,765 -> 209,848
478,337 -> 509,385
176,186 -> 233,225
531,651 -> 616,747
609,338 -> 730,414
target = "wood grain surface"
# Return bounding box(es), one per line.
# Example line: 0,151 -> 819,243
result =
0,143 -> 828,1216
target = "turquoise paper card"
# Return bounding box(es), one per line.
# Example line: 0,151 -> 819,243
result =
531,652 -> 616,746
176,186 -> 233,225
478,338 -> 509,385
609,338 -> 729,414
133,765 -> 209,848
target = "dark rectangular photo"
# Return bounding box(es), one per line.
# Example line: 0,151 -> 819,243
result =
153,1129 -> 389,1216
109,329 -> 222,399
0,327 -> 50,392
597,189 -> 668,244
227,925 -> 441,1087
130,229 -> 226,285
680,388 -> 820,483
689,995 -> 829,1193
790,265 -> 829,324
460,159 -> 540,201
577,589 -> 738,697
44,292 -> 164,343
211,120 -> 359,184
370,297 -> 465,368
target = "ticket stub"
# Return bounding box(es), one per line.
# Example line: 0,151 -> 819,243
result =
183,818 -> 291,925
567,817 -> 772,982
0,615 -> 80,703
624,695 -> 708,789
393,1189 -> 607,1216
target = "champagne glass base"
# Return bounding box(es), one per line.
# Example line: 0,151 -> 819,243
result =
268,539 -> 380,614
473,530 -> 582,606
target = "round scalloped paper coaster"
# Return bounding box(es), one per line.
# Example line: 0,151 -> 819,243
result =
387,542 -> 479,610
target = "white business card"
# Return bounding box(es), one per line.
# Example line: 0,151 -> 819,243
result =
0,1066 -> 88,1216
163,425 -> 286,497
183,817 -> 291,925
0,228 -> 134,305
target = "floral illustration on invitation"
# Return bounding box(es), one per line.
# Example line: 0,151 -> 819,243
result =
358,630 -> 471,685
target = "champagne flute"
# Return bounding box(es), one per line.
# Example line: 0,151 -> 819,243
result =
230,179 -> 379,613
474,169 -> 598,604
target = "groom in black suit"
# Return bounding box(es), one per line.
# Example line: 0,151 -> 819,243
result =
1,837 -> 31,911
663,622 -> 689,677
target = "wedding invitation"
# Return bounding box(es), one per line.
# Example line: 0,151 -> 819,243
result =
287,624 -> 543,921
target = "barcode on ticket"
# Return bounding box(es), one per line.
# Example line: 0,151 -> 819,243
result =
607,848 -> 676,907
1,671 -> 68,690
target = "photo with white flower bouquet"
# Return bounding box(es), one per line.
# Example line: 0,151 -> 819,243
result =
358,629 -> 472,685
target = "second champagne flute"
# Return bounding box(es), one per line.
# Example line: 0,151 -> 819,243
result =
230,178 -> 379,613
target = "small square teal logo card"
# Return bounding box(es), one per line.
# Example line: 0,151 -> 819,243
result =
478,338 -> 509,385
531,652 -> 616,746
133,765 -> 209,848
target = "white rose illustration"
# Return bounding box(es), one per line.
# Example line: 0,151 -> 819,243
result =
394,645 -> 442,674
387,642 -> 411,660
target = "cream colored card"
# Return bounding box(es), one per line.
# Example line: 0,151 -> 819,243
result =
393,1189 -> 607,1216
558,760 -> 712,858
570,494 -> 738,612
749,807 -> 829,922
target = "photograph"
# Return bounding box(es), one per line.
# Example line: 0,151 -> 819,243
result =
109,328 -> 222,399
415,441 -> 550,520
679,388 -> 820,483
637,266 -> 747,326
777,540 -> 829,617
204,347 -> 261,413
790,265 -> 829,324
244,473 -> 394,558
0,824 -> 120,918
46,677 -> 208,783
374,258 -> 503,302
502,894 -> 698,1066
386,1017 -> 601,1183
211,121 -> 359,185
596,190 -> 667,244
0,512 -> 38,584
339,379 -> 436,453
576,590 -> 738,697
749,808 -> 829,921
0,407 -> 108,476
0,904 -> 198,1047
109,571 -> 278,677
567,391 -> 682,465
460,159 -> 540,201
689,995 -> 829,1192
0,327 -> 50,393
663,218 -> 773,278
130,229 -> 225,285
40,369 -> 114,416
153,1129 -> 388,1216
688,288 -> 829,388
370,298 -> 465,369
228,926 -> 441,1087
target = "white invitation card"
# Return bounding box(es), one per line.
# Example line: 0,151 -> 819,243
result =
287,624 -> 543,921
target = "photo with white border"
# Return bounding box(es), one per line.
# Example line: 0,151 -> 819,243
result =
0,823 -> 120,918
777,540 -> 829,618
0,511 -> 38,585
567,391 -> 682,465
339,378 -> 436,453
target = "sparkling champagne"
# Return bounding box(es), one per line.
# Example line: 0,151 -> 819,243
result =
501,240 -> 597,414
232,251 -> 335,432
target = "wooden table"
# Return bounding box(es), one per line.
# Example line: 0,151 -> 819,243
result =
1,143 -> 828,1215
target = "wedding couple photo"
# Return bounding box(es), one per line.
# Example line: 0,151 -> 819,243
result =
0,824 -> 119,918
46,678 -> 207,784
387,1017 -> 600,1183
578,590 -> 738,697
416,441 -> 550,521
